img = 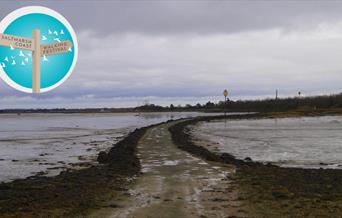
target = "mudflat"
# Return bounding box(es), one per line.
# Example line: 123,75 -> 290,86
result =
3,112 -> 342,217
0,122 -> 147,218
170,114 -> 342,218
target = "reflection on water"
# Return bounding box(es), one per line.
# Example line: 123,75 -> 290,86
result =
0,112 -> 202,182
193,116 -> 342,169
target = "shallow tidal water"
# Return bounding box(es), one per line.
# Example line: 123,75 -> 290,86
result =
0,112 -> 202,182
192,115 -> 342,169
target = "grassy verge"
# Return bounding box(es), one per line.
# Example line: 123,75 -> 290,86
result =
169,112 -> 342,217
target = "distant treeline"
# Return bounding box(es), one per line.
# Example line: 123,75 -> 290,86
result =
219,93 -> 342,112
1,93 -> 342,114
136,93 -> 342,112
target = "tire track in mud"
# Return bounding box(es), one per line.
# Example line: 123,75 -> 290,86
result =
91,121 -> 244,218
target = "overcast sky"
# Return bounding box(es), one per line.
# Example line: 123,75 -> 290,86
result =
1,1 -> 342,108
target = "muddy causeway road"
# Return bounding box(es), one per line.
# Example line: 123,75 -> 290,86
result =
90,121 -> 244,218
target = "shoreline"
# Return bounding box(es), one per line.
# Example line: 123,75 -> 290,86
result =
1,107 -> 342,115
169,113 -> 342,217
2,111 -> 342,217
0,120 -> 174,218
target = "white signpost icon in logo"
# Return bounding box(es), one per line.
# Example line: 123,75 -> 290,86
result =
0,30 -> 72,93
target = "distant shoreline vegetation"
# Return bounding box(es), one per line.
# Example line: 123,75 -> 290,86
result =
2,93 -> 342,114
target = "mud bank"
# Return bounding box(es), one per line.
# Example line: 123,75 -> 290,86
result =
0,121 -> 168,218
169,113 -> 342,217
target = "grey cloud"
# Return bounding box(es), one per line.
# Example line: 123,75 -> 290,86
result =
1,1 -> 342,35
1,1 -> 342,108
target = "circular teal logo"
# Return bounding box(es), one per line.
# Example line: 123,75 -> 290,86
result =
0,6 -> 78,93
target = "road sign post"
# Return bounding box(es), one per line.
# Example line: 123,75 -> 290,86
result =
223,89 -> 228,117
0,30 -> 72,93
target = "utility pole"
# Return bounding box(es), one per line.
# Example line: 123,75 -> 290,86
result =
275,89 -> 278,100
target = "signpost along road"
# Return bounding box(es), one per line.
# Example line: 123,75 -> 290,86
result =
223,89 -> 228,98
223,89 -> 229,116
0,29 -> 73,93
